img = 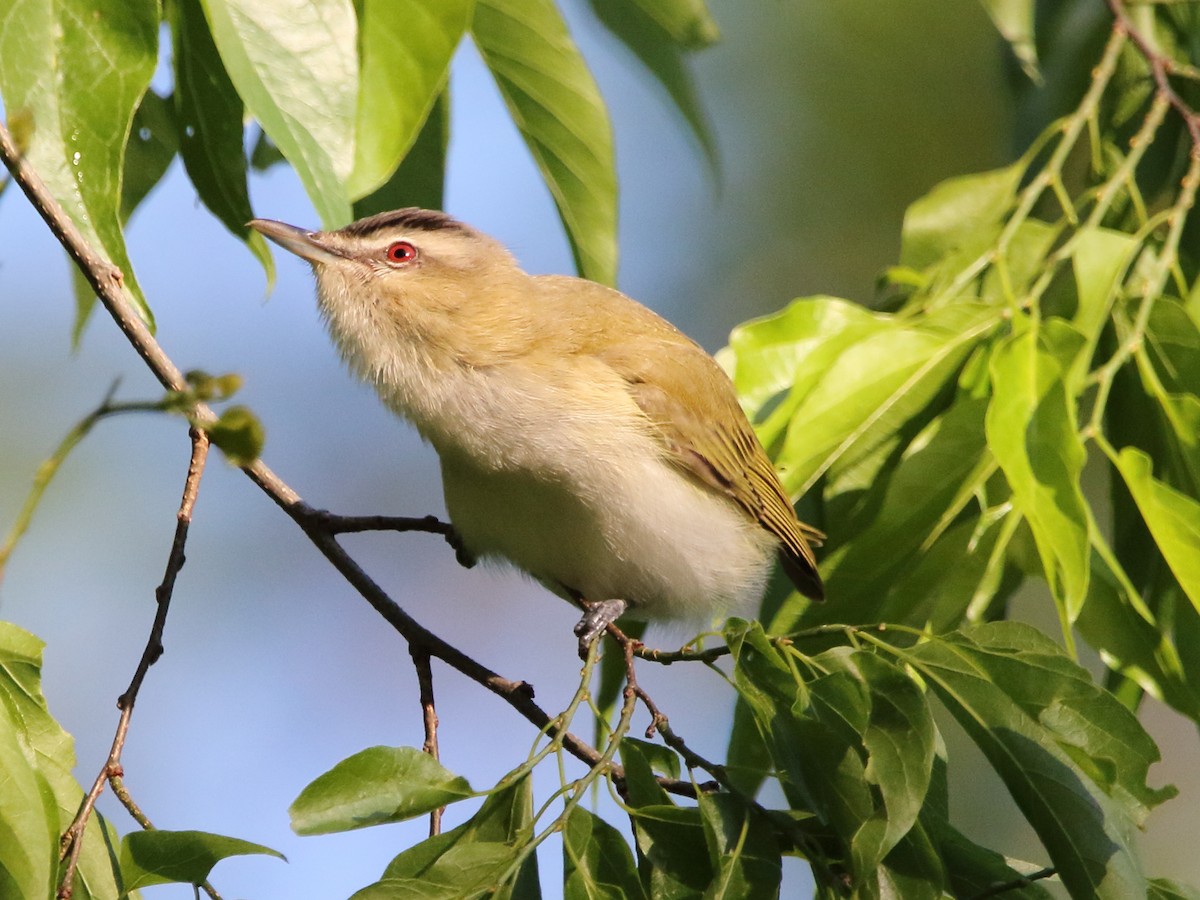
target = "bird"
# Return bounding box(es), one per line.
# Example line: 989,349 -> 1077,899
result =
250,208 -> 823,652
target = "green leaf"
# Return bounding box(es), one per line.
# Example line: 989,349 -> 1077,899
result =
817,397 -> 991,624
473,0 -> 617,285
585,0 -> 715,164
1074,542 -> 1200,720
206,405 -> 265,467
367,774 -> 536,897
721,296 -> 891,422
723,695 -> 773,798
121,92 -> 178,222
352,848 -> 517,900
1113,448 -> 1200,614
724,623 -> 935,884
0,0 -> 158,333
170,0 -> 274,281
250,127 -> 287,171
619,741 -> 711,897
721,622 -> 811,806
1139,298 -> 1200,489
696,793 -> 781,899
1148,877 -> 1200,900
917,753 -> 1054,898
624,0 -> 718,49
627,804 -> 711,898
986,323 -> 1091,620
199,0 -> 356,227
119,829 -> 283,890
0,622 -> 126,899
979,0 -> 1039,79
1071,227 -> 1138,365
775,302 -> 1001,496
821,650 -> 935,875
348,0 -> 470,199
871,824 -> 947,900
903,622 -> 1173,899
354,89 -> 450,216
563,806 -> 645,900
289,746 -> 474,835
899,163 -> 1023,272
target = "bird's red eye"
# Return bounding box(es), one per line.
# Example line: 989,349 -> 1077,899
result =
386,241 -> 417,264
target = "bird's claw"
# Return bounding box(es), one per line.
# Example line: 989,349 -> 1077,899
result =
574,599 -> 627,659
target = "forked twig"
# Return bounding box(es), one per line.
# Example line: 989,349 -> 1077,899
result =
57,428 -> 220,900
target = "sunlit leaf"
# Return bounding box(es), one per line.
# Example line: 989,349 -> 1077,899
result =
1113,448 -> 1200,614
721,296 -> 889,422
986,322 -> 1091,620
353,89 -> 450,217
899,163 -> 1023,273
0,623 -> 126,898
349,0 -> 470,199
364,774 -> 537,898
120,830 -> 283,890
473,0 -> 617,284
290,746 -> 473,835
979,0 -> 1039,79
0,0 -> 158,333
206,405 -> 265,467
775,302 -> 1000,496
1072,228 -> 1138,365
199,0 -> 356,227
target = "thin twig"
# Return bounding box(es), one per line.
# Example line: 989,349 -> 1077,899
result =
57,428 -> 216,899
409,646 -> 442,836
118,427 -> 209,710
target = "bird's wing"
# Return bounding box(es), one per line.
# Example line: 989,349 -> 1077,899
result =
594,330 -> 825,601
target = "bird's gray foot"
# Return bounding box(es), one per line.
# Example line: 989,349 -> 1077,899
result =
574,599 -> 627,657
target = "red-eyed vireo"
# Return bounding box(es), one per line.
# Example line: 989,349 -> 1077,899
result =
250,209 -> 824,651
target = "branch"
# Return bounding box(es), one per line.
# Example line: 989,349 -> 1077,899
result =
1108,0 -> 1200,148
58,428 -> 220,900
0,119 -> 703,799
409,646 -> 443,836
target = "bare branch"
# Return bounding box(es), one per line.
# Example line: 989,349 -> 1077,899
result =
410,646 -> 443,836
58,428 -> 218,900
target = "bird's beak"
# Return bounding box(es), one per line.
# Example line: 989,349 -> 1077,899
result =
248,218 -> 345,265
